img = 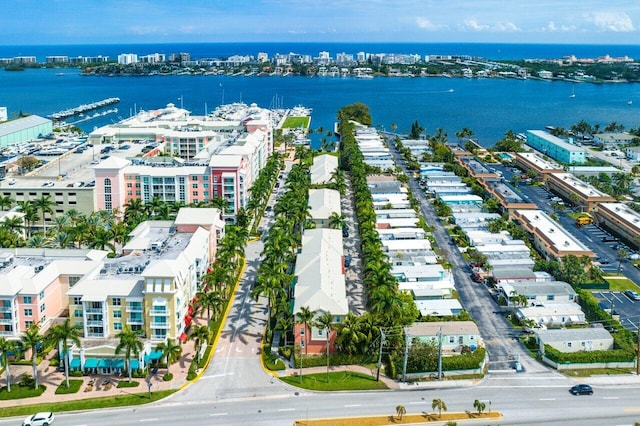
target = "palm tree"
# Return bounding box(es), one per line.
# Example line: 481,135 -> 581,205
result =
315,311 -> 334,382
46,318 -> 81,388
275,315 -> 293,346
617,248 -> 629,274
396,404 -> 406,420
1,215 -> 24,237
295,306 -> 316,382
432,398 -> 447,418
20,323 -> 43,389
473,399 -> 486,414
16,201 -> 38,238
0,194 -> 14,211
0,337 -> 17,392
32,195 -> 55,236
251,276 -> 286,332
115,325 -> 144,383
124,198 -> 146,224
195,290 -> 225,327
156,338 -> 182,375
328,212 -> 346,230
189,325 -> 210,364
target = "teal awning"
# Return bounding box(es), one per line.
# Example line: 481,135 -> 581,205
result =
150,350 -> 163,360
70,359 -> 81,368
111,359 -> 125,369
130,359 -> 140,369
84,358 -> 98,368
97,359 -> 111,368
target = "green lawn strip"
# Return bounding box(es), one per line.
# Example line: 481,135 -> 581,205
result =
282,116 -> 310,128
604,277 -> 640,291
55,379 -> 82,394
117,380 -> 140,388
0,390 -> 177,418
0,385 -> 46,400
563,367 -> 634,377
280,371 -> 388,391
262,351 -> 286,371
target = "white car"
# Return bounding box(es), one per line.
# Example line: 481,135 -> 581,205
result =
22,412 -> 55,426
7,178 -> 15,185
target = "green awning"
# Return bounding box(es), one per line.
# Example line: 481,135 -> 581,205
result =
84,358 -> 98,368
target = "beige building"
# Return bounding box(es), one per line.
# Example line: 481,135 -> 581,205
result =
593,203 -> 640,250
308,189 -> 341,228
545,173 -> 615,212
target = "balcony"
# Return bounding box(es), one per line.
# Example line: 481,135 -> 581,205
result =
0,306 -> 12,313
86,332 -> 105,338
149,309 -> 168,316
85,308 -> 104,314
0,318 -> 14,325
150,322 -> 170,329
126,306 -> 143,313
86,320 -> 103,326
127,318 -> 144,325
0,330 -> 14,336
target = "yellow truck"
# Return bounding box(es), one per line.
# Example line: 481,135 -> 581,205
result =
576,215 -> 593,226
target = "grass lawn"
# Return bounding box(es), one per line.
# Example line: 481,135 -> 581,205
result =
55,379 -> 82,394
0,390 -> 176,419
282,116 -> 310,129
280,371 -> 388,391
0,384 -> 46,400
562,367 -> 634,377
604,276 -> 640,291
262,351 -> 286,371
293,411 -> 502,425
117,380 -> 140,388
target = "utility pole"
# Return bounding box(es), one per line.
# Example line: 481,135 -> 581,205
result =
437,326 -> 443,380
401,327 -> 410,383
376,328 -> 386,382
636,320 -> 640,376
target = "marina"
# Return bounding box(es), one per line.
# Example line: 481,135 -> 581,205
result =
47,97 -> 120,120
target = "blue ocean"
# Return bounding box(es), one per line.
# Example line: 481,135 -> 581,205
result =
1,42 -> 639,147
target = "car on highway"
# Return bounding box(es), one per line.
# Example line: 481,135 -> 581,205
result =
41,181 -> 54,187
624,290 -> 640,301
22,411 -> 55,426
569,384 -> 593,395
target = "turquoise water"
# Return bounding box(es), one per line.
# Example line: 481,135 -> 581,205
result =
498,153 -> 513,159
1,67 -> 638,148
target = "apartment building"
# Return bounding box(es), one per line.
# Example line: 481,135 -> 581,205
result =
545,173 -> 615,212
594,203 -> 640,250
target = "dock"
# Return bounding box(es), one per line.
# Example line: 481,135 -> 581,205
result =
47,97 -> 120,120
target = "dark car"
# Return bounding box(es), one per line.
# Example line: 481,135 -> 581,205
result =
344,255 -> 352,267
342,226 -> 349,238
569,384 -> 593,395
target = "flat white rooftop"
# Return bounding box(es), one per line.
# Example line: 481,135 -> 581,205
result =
598,203 -> 640,234
549,173 -> 612,198
516,152 -> 562,170
516,209 -> 591,253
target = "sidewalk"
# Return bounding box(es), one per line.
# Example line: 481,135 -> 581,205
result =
0,320 -> 204,409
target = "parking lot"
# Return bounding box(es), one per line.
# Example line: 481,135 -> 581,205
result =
592,290 -> 640,331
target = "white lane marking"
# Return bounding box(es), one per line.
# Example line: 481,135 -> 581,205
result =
344,404 -> 361,407
408,401 -> 425,405
210,413 -> 228,416
539,398 -> 556,401
603,397 -> 620,400
277,408 -> 296,412
139,419 -> 159,422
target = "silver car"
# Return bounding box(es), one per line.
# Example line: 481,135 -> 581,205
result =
22,412 -> 55,426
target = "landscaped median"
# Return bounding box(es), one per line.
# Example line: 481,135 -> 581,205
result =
293,410 -> 502,425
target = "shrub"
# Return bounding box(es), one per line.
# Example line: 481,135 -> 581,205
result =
55,379 -> 82,394
49,358 -> 60,367
117,380 -> 140,388
162,373 -> 173,381
543,345 -> 634,364
262,351 -> 286,371
70,370 -> 84,377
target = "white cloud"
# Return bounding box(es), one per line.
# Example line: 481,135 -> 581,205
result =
584,10 -> 635,32
463,19 -> 490,31
128,25 -> 163,35
461,19 -> 520,32
541,21 -> 577,32
415,17 -> 448,31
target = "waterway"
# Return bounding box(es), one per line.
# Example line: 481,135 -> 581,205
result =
1,66 -> 639,148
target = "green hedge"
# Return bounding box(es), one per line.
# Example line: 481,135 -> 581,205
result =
442,348 -> 486,371
293,353 -> 374,369
117,380 -> 140,388
544,345 -> 634,363
55,379 -> 82,394
577,290 -> 636,352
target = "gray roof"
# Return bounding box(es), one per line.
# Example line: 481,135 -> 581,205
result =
0,115 -> 51,137
536,327 -> 613,343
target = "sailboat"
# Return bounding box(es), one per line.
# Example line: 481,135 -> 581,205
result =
569,85 -> 576,99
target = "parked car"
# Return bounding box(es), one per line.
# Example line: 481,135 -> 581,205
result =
22,412 -> 55,426
569,384 -> 593,395
624,290 -> 640,301
344,255 -> 352,267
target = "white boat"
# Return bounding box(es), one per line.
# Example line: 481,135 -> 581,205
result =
628,99 -> 633,105
569,85 -> 576,98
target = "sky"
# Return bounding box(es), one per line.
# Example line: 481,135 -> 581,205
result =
5,0 -> 640,45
